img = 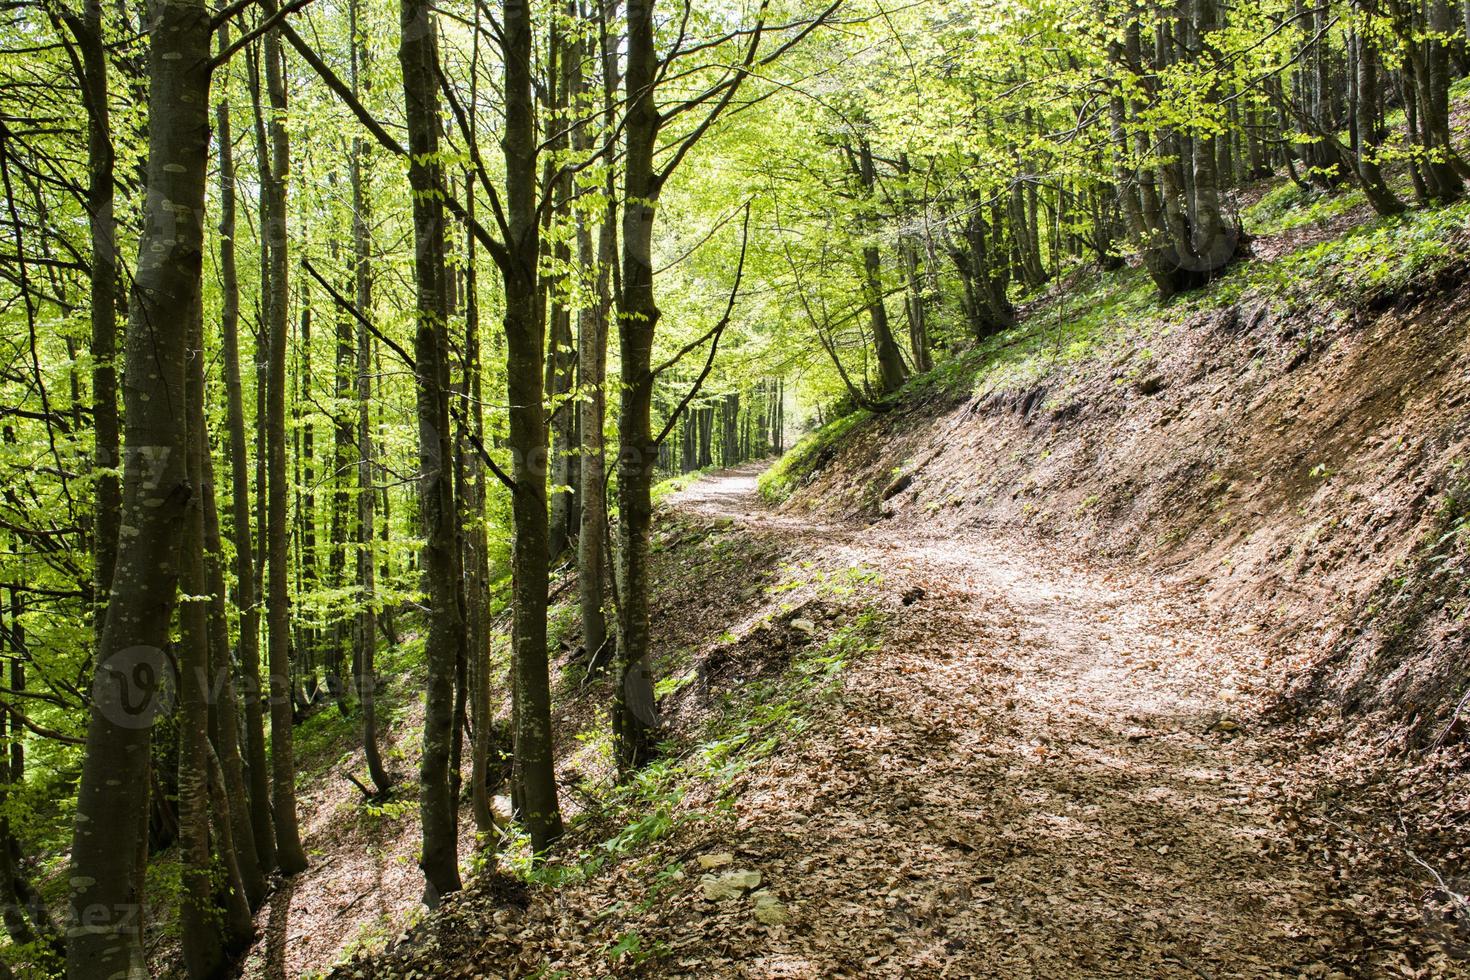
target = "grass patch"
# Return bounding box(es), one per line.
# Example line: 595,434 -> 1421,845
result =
905,265 -> 1159,405
757,409 -> 870,503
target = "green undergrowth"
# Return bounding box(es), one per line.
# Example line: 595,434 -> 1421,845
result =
522,599 -> 883,893
1220,196 -> 1470,313
898,181 -> 1470,410
757,409 -> 870,503
1244,180 -> 1368,237
756,178 -> 1467,522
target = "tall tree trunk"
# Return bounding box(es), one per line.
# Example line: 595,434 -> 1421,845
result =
578,0 -> 617,681
179,294 -> 229,980
1189,0 -> 1231,270
546,31 -> 578,562
348,0 -> 390,797
215,29 -> 276,873
201,439 -> 266,910
850,139 -> 907,395
262,0 -> 310,875
61,0 -> 121,624
1352,6 -> 1407,214
613,0 -> 662,771
297,294 -> 318,706
502,0 -> 564,854
65,1 -> 212,973
327,227 -> 353,715
464,177 -> 497,836
400,0 -> 466,902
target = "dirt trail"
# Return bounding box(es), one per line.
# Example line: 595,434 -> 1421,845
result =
661,466 -> 1367,978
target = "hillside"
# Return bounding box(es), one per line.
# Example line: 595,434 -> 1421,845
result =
13,0 -> 1470,976
309,186 -> 1470,979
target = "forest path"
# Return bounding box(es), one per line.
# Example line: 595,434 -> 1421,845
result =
661,466 -> 1350,979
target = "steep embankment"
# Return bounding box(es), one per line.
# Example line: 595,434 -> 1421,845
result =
333,466 -> 1461,979
313,191 -> 1470,980
763,196 -> 1470,958
775,267 -> 1470,739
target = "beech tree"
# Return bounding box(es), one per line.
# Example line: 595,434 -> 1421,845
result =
0,0 -> 1463,973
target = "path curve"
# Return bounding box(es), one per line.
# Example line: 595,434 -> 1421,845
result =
663,465 -> 1351,979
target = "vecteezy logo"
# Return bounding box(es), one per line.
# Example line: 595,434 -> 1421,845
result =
93,646 -> 175,729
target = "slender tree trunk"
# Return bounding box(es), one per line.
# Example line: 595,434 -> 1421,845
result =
578,0 -> 617,681
502,0 -> 564,854
201,439 -> 266,910
546,32 -> 578,562
179,293 -> 229,980
66,1 -> 212,973
63,0 -> 121,625
261,0 -> 310,875
215,32 -> 276,873
465,178 -> 496,836
399,0 -> 465,902
348,0 -> 390,797
297,294 -> 319,706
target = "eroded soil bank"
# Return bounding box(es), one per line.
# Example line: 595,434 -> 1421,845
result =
332,467 -> 1460,978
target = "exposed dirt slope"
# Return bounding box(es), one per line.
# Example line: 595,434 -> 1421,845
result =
332,469 -> 1458,979
783,272 -> 1470,741
768,269 -> 1470,964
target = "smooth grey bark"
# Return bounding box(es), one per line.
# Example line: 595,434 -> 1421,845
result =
65,1 -> 212,974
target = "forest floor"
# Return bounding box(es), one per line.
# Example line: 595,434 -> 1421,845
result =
333,464 -> 1456,979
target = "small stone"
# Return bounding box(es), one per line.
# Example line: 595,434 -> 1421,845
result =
697,852 -> 735,870
701,869 -> 762,901
1134,374 -> 1165,396
751,890 -> 788,925
791,618 -> 816,635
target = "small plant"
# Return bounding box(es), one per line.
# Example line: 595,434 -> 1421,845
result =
604,930 -> 667,967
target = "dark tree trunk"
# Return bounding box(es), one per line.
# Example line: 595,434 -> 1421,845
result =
502,0 -> 564,854
465,178 -> 496,837
546,43 -> 578,562
849,138 -> 907,394
613,0 -> 663,771
399,0 -> 465,902
60,0 -> 121,625
1352,8 -> 1407,214
215,30 -> 276,873
66,1 -> 212,973
261,0 -> 309,875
